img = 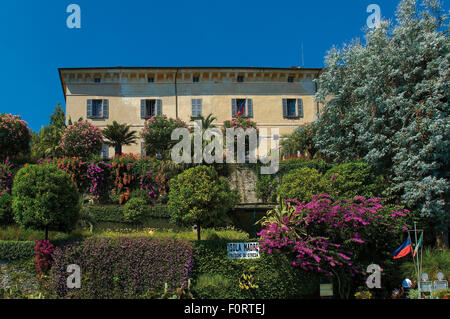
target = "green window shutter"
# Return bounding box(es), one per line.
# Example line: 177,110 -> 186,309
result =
282,99 -> 288,117
87,99 -> 93,118
231,99 -> 237,117
102,99 -> 109,119
246,99 -> 253,118
141,100 -> 147,119
297,99 -> 303,118
156,99 -> 162,115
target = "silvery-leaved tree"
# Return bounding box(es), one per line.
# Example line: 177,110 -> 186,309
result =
314,0 -> 449,247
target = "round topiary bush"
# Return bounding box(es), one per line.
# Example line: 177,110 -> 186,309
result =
168,165 -> 239,240
12,164 -> 80,239
122,197 -> 147,223
276,167 -> 329,203
0,114 -> 31,161
60,121 -> 103,158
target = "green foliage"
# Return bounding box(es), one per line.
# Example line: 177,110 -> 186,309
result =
31,104 -> 66,159
255,175 -> 278,203
11,164 -> 81,236
0,193 -> 13,225
192,274 -> 234,299
102,121 -> 138,156
122,198 -> 147,223
168,165 -> 239,240
141,115 -> 188,159
277,167 -> 329,202
400,248 -> 450,281
0,240 -> 34,261
325,162 -> 384,199
313,0 -> 449,242
280,122 -> 319,158
191,240 -> 319,299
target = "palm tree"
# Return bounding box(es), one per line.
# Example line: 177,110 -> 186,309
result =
102,121 -> 137,156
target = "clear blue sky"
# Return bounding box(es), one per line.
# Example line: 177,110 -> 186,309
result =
0,0 -> 447,132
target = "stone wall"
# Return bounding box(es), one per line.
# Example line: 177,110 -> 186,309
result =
228,166 -> 261,204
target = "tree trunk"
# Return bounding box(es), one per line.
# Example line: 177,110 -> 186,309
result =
197,223 -> 201,241
45,227 -> 49,240
115,145 -> 122,156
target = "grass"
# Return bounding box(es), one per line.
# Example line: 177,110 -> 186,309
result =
0,224 -> 250,242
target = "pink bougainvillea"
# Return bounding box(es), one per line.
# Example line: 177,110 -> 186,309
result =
258,194 -> 410,275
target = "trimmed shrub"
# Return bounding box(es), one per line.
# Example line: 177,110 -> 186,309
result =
49,236 -> 194,299
191,240 -> 319,299
122,198 -> 146,223
0,158 -> 14,195
324,161 -> 383,199
60,121 -> 103,158
168,165 -> 239,240
0,193 -> 13,224
276,167 -> 329,202
0,240 -> 34,261
12,164 -> 80,238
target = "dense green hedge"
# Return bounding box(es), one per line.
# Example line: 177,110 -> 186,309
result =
191,240 -> 320,299
0,240 -> 34,261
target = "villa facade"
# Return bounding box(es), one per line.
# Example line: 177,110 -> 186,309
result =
59,66 -> 323,157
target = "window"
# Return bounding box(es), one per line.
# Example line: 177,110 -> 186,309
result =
87,99 -> 109,119
141,99 -> 162,119
94,78 -> 101,83
231,98 -> 253,118
288,76 -> 294,83
191,99 -> 202,117
237,75 -> 244,83
193,76 -> 200,83
99,144 -> 109,159
282,98 -> 304,118
148,77 -> 154,83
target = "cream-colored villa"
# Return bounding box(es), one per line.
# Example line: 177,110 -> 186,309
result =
59,66 -> 323,158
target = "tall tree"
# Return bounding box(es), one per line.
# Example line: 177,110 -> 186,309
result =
31,103 -> 67,159
102,121 -> 138,156
314,0 -> 449,247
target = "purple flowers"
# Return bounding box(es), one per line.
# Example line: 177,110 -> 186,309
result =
258,194 -> 410,275
49,237 -> 195,298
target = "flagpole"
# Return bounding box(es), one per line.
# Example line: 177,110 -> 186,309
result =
414,222 -> 421,299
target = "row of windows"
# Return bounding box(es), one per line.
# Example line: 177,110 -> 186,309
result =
86,98 -> 304,120
92,75 -> 297,83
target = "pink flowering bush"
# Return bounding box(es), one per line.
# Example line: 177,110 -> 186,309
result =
0,113 -> 31,160
60,121 -> 103,158
141,115 -> 188,159
258,194 -> 411,285
34,239 -> 55,278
